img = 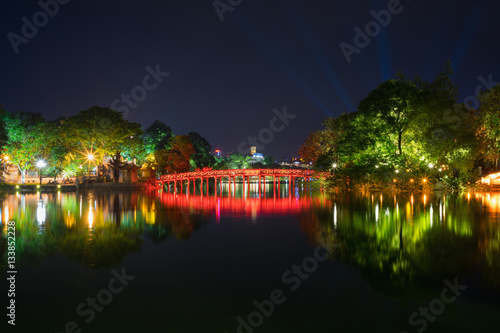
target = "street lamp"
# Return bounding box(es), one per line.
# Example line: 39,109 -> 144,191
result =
87,154 -> 95,178
36,160 -> 46,185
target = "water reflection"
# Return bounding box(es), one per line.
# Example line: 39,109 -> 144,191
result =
36,199 -> 45,225
3,205 -> 9,224
1,190 -> 500,295
302,192 -> 500,295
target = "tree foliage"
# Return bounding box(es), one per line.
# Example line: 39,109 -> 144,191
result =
143,120 -> 174,153
300,63 -> 490,190
63,106 -> 144,181
1,111 -> 47,183
477,86 -> 500,167
188,132 -> 215,169
163,135 -> 195,174
358,79 -> 421,156
0,105 -> 217,182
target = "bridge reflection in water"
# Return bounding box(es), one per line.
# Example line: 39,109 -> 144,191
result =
158,186 -> 321,223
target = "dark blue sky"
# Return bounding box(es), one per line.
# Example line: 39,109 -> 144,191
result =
1,0 -> 499,160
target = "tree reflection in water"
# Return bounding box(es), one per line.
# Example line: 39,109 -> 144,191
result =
0,190 -> 220,268
301,191 -> 500,296
1,190 -> 499,296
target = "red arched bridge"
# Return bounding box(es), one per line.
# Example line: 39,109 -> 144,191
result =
158,168 -> 327,194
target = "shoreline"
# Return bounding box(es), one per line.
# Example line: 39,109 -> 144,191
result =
1,182 -> 498,194
0,183 -> 149,194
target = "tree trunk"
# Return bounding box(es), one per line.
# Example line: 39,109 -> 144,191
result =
113,167 -> 120,182
21,169 -> 26,184
398,131 -> 402,155
113,151 -> 121,182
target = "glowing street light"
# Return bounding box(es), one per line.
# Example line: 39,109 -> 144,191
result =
428,163 -> 434,168
332,163 -> 338,169
86,153 -> 96,178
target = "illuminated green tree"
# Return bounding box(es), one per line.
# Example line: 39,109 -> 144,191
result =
63,106 -> 145,181
477,85 -> 500,169
1,111 -> 47,183
358,79 -> 421,156
43,119 -> 72,180
143,120 -> 174,154
225,153 -> 252,169
188,132 -> 215,169
300,63 -> 483,189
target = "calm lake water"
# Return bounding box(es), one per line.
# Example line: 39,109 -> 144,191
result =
1,186 -> 500,332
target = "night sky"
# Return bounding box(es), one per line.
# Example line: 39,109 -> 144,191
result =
1,0 -> 499,160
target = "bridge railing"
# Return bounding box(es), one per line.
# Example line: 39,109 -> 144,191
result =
159,168 -> 325,182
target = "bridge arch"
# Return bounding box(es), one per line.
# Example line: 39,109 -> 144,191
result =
157,168 -> 325,195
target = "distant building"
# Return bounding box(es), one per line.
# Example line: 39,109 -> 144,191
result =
210,149 -> 223,157
249,153 -> 264,164
280,157 -> 311,169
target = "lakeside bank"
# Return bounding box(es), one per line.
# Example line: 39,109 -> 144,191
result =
0,183 -> 148,194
